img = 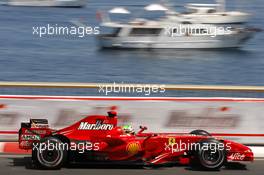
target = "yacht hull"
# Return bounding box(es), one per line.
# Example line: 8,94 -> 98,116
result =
98,31 -> 255,49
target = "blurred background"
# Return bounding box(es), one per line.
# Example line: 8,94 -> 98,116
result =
0,0 -> 263,86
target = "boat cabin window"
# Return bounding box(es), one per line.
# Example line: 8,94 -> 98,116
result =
101,27 -> 121,37
129,28 -> 162,36
199,29 -> 208,34
112,27 -> 121,37
181,21 -> 192,24
173,28 -> 178,34
207,9 -> 216,13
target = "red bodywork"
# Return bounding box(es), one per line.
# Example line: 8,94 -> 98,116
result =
19,114 -> 254,165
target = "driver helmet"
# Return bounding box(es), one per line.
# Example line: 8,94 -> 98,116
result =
122,124 -> 134,134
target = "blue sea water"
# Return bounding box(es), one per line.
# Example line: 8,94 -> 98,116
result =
0,0 -> 264,86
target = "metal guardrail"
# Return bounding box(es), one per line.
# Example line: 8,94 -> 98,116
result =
0,81 -> 264,92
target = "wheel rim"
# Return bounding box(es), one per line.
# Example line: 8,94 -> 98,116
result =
37,140 -> 64,167
202,149 -> 221,165
200,145 -> 224,168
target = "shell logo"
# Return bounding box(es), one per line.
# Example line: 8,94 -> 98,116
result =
126,142 -> 141,155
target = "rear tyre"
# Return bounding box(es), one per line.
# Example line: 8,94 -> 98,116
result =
190,130 -> 211,136
32,137 -> 68,169
191,139 -> 226,170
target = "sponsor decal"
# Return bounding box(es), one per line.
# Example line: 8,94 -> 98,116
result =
24,129 -> 46,135
20,141 -> 31,147
31,123 -> 49,128
229,153 -> 246,160
168,137 -> 176,145
21,134 -> 40,141
166,107 -> 240,128
126,142 -> 141,155
78,120 -> 114,130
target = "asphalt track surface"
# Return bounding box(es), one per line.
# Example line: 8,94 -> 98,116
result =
0,155 -> 263,175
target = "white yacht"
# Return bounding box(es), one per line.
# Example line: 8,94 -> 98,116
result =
97,6 -> 259,49
180,0 -> 251,24
6,0 -> 86,7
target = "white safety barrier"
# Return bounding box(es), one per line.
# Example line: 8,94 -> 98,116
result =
0,95 -> 263,145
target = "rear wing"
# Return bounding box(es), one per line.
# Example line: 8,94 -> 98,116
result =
19,119 -> 52,150
29,119 -> 49,128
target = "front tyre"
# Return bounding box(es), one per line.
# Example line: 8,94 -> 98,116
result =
191,139 -> 226,170
32,137 -> 68,169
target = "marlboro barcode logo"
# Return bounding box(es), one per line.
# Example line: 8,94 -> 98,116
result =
78,121 -> 114,130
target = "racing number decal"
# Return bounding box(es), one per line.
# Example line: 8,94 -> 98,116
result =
126,142 -> 141,155
168,137 -> 176,145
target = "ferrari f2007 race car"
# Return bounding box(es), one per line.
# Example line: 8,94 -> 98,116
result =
18,111 -> 253,170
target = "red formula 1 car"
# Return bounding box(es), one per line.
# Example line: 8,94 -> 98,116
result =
18,111 -> 253,170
